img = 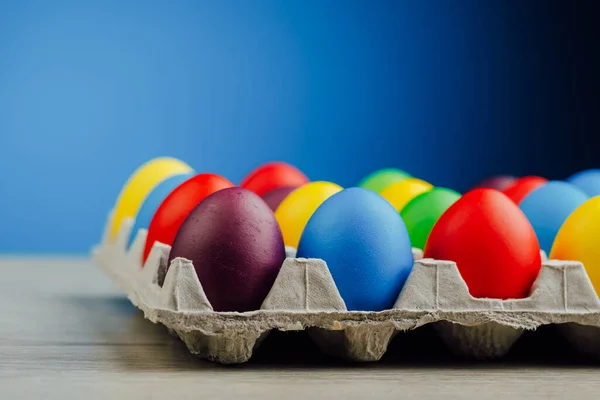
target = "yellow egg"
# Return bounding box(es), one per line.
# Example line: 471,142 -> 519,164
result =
380,178 -> 433,212
274,181 -> 343,248
109,157 -> 193,240
550,195 -> 600,295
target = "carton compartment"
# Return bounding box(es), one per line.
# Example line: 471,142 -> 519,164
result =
91,212 -> 600,364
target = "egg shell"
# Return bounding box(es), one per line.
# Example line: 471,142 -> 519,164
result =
399,188 -> 461,250
110,157 -> 194,239
501,176 -> 548,205
128,172 -> 193,247
143,173 -> 234,263
168,187 -> 286,312
550,196 -> 600,296
240,162 -> 309,197
566,169 -> 600,197
470,175 -> 516,191
519,181 -> 589,254
424,188 -> 541,299
380,178 -> 433,212
261,186 -> 298,211
296,187 -> 414,311
274,181 -> 343,248
358,168 -> 411,193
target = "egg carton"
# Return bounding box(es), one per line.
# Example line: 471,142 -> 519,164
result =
91,211 -> 600,364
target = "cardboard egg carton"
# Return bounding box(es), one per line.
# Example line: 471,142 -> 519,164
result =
91,211 -> 600,364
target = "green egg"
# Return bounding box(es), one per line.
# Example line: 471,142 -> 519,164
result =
358,168 -> 411,193
400,187 -> 461,250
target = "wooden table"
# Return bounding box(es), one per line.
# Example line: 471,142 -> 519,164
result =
1,257 -> 599,399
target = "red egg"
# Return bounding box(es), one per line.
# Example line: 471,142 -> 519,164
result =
501,176 -> 547,205
143,173 -> 234,264
240,162 -> 309,197
424,188 -> 541,299
470,175 -> 516,191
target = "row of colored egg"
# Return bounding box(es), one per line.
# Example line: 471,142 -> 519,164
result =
356,171 -> 539,301
261,168 -> 459,311
108,160 -> 459,266
108,159 -> 455,313
109,158 -> 307,312
359,169 -> 600,301
106,158 -> 600,314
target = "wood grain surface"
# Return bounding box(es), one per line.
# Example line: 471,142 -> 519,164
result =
1,257 -> 599,399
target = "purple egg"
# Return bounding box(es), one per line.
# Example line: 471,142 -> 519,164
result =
471,175 -> 516,191
261,186 -> 298,211
168,187 -> 286,312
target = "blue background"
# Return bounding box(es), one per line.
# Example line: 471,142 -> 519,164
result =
0,0 -> 598,254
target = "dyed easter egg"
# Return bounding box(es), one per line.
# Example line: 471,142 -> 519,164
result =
380,178 -> 433,212
471,175 -> 516,191
424,188 -> 541,299
550,196 -> 600,295
297,188 -> 414,311
168,188 -> 286,312
502,176 -> 547,205
240,162 -> 308,197
566,169 -> 600,197
128,173 -> 193,247
358,168 -> 411,193
519,181 -> 589,254
261,186 -> 298,211
400,188 -> 461,250
143,173 -> 234,263
274,181 -> 343,248
110,157 -> 193,239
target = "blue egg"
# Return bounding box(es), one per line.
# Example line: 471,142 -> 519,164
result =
519,181 -> 589,254
296,187 -> 414,311
567,169 -> 600,196
128,173 -> 193,247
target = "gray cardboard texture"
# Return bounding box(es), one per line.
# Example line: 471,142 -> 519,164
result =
91,212 -> 600,364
